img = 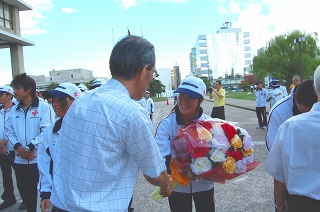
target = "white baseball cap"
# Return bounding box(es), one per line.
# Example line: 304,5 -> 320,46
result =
90,78 -> 107,89
42,83 -> 81,99
78,84 -> 87,92
174,76 -> 206,99
0,86 -> 14,95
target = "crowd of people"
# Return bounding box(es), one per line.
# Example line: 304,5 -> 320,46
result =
0,34 -> 319,212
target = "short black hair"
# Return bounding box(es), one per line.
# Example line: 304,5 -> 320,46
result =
216,80 -> 222,85
295,79 -> 317,108
11,73 -> 36,98
109,35 -> 155,80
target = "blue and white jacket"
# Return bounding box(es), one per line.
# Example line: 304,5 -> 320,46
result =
254,88 -> 268,107
5,97 -> 52,164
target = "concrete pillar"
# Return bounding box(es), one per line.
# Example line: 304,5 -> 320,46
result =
10,43 -> 25,77
10,6 -> 24,77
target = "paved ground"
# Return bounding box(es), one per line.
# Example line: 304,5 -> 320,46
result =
0,97 -> 274,212
132,97 -> 274,212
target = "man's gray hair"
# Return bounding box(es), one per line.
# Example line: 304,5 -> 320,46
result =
313,65 -> 320,96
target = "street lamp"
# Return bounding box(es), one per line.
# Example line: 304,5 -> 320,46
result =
294,36 -> 306,80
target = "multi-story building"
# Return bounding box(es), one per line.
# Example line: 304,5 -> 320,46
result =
30,68 -> 96,90
190,22 -> 252,81
0,0 -> 34,77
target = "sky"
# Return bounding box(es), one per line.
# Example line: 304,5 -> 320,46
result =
0,0 -> 319,85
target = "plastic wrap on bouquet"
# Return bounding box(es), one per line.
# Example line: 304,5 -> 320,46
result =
171,119 -> 260,184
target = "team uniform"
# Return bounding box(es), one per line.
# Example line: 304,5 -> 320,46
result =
265,95 -> 294,151
279,86 -> 288,97
139,97 -> 154,120
265,102 -> 320,211
266,87 -> 285,108
6,97 -> 52,212
37,118 -> 62,201
254,88 -> 268,128
0,103 -> 16,204
155,107 -> 215,211
50,78 -> 166,211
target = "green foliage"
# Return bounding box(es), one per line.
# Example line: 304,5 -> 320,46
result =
200,76 -> 212,90
253,30 -> 320,90
238,82 -> 250,91
148,79 -> 166,97
85,79 -> 95,90
225,91 -> 255,100
46,82 -> 59,90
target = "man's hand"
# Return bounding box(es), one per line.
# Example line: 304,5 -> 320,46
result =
40,199 -> 50,212
16,146 -> 36,160
159,174 -> 173,197
0,144 -> 7,154
0,138 -> 7,149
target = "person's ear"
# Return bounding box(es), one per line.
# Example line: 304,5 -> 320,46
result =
137,65 -> 149,81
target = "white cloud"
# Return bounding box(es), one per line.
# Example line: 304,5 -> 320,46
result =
229,1 -> 240,14
61,8 -> 78,13
20,0 -> 53,35
233,0 -> 320,56
118,0 -> 137,9
217,6 -> 228,14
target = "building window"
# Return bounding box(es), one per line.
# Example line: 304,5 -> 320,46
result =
71,74 -> 73,78
0,1 -> 12,29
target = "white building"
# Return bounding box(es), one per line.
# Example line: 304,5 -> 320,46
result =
29,68 -> 97,90
190,23 -> 251,81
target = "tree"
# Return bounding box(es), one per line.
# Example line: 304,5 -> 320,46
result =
200,76 -> 212,90
242,74 -> 256,85
237,82 -> 250,91
46,82 -> 59,90
253,30 -> 320,90
148,79 -> 166,97
85,79 -> 95,89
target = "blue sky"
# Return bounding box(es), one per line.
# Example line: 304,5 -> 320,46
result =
0,0 -> 318,85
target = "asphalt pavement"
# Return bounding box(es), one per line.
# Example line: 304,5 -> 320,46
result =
0,96 -> 274,212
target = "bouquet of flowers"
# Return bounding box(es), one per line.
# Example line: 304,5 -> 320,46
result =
171,119 -> 259,184
151,119 -> 260,200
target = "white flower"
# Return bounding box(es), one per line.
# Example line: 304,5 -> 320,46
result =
190,157 -> 212,175
236,159 -> 247,173
209,148 -> 226,162
243,135 -> 254,150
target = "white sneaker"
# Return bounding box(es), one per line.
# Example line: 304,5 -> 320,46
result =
256,126 -> 262,129
262,126 -> 267,130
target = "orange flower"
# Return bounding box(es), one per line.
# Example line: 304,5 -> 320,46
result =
170,159 -> 191,187
231,134 -> 243,149
241,148 -> 254,157
222,157 -> 236,174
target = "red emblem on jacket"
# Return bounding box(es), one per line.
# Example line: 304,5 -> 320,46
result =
32,110 -> 38,117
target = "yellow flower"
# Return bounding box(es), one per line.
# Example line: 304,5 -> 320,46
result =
231,134 -> 243,149
222,157 -> 236,174
196,127 -> 212,142
241,148 -> 254,157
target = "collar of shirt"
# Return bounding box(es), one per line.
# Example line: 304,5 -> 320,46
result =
17,97 -> 39,111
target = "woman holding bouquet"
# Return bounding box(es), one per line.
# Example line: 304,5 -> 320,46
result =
155,76 -> 215,212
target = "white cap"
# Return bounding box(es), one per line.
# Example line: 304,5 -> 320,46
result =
78,84 -> 87,92
42,83 -> 81,99
90,78 -> 107,89
0,86 -> 14,95
174,76 -> 206,99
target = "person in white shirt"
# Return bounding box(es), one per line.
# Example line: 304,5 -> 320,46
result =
254,80 -> 269,130
155,76 -> 215,212
267,78 -> 286,108
50,35 -> 172,212
289,76 -> 301,94
139,90 -> 154,121
6,73 -> 52,212
265,79 -> 317,151
265,65 -> 320,211
37,83 -> 81,212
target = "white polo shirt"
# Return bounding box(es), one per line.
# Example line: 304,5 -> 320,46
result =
265,102 -> 320,200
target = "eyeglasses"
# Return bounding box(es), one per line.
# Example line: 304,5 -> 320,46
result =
152,70 -> 159,79
52,97 -> 66,104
